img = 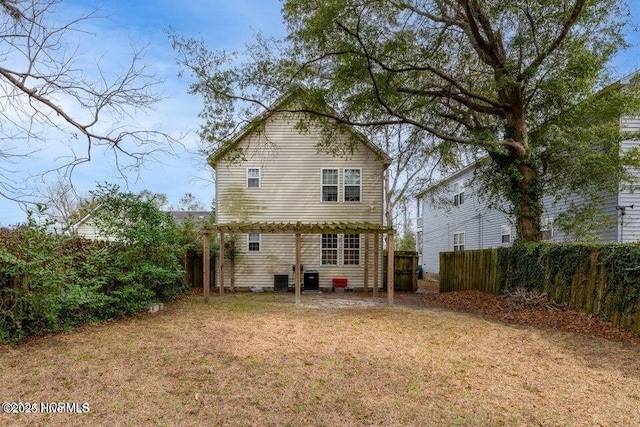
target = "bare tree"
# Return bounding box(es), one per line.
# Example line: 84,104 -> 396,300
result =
0,0 -> 177,203
37,176 -> 87,228
376,125 -> 468,232
173,192 -> 206,211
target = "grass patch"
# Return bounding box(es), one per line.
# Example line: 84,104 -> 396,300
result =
1,292 -> 639,426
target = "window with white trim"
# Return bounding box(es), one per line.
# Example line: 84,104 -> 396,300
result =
247,168 -> 260,188
453,232 -> 465,251
343,234 -> 360,265
321,234 -> 338,265
453,182 -> 465,206
541,217 -> 554,241
321,169 -> 339,202
344,169 -> 361,202
248,233 -> 261,252
501,225 -> 511,243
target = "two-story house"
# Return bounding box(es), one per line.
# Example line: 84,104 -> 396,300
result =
206,93 -> 393,299
417,105 -> 640,275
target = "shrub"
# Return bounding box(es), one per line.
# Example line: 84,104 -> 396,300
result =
0,186 -> 191,344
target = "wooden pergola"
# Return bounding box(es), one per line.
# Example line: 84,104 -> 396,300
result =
201,221 -> 396,305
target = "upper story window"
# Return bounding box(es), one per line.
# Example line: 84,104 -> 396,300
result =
344,169 -> 361,202
453,231 -> 465,251
453,181 -> 465,206
321,233 -> 338,265
247,168 -> 261,188
248,233 -> 261,252
321,169 -> 339,202
501,224 -> 511,243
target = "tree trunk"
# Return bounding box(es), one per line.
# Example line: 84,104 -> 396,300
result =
515,162 -> 542,242
504,106 -> 543,242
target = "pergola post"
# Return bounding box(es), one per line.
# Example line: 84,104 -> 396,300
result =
203,230 -> 210,302
295,233 -> 301,304
387,231 -> 395,306
218,231 -> 225,296
373,233 -> 379,298
230,236 -> 236,292
363,234 -> 369,293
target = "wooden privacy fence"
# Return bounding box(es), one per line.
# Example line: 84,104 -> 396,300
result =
440,247 -> 640,335
440,249 -> 500,294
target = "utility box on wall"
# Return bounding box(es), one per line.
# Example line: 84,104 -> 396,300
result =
274,274 -> 289,292
303,271 -> 319,291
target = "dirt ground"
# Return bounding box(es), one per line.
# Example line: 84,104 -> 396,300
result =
1,286 -> 640,426
414,279 -> 640,343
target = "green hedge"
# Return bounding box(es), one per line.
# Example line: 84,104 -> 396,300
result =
0,221 -> 188,344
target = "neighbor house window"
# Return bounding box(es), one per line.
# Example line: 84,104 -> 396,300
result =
344,169 -> 361,202
247,168 -> 261,188
501,225 -> 511,243
453,182 -> 465,206
321,233 -> 338,265
541,218 -> 554,241
453,232 -> 465,251
321,169 -> 339,202
343,234 -> 360,265
248,233 -> 261,252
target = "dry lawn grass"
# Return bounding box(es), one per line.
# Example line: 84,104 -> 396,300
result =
1,292 -> 640,426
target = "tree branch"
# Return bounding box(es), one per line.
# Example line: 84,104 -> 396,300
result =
520,0 -> 586,81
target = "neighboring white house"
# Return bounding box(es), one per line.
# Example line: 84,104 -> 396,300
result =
72,208 -> 116,242
208,94 -> 392,290
73,209 -> 212,241
417,87 -> 640,274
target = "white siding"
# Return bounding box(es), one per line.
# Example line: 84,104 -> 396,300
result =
75,219 -> 116,242
420,165 -> 512,274
616,115 -> 640,242
215,113 -> 386,289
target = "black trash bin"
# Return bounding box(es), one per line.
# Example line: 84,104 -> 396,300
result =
417,265 -> 423,280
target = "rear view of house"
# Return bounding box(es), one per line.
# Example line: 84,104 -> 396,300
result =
208,94 -> 391,291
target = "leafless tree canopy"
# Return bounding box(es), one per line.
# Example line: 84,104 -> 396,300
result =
0,0 -> 178,203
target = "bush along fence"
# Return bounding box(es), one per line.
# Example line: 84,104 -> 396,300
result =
440,244 -> 640,335
0,221 -> 189,345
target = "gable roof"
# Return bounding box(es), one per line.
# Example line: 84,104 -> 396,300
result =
207,89 -> 392,167
416,160 -> 480,199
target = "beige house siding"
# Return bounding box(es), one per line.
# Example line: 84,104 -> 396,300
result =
75,220 -> 116,242
227,233 -> 383,289
214,113 -> 386,289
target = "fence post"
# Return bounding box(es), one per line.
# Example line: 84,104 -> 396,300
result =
203,231 -> 210,302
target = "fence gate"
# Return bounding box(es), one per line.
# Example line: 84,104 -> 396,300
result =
383,251 -> 418,292
183,250 -> 216,289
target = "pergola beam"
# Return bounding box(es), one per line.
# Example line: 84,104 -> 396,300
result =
203,221 -> 392,235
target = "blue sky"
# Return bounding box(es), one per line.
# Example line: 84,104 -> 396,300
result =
0,0 -> 639,226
